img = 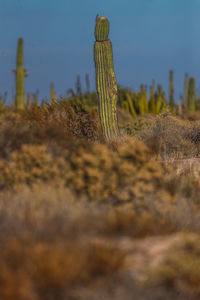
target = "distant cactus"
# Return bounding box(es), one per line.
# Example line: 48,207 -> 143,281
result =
140,85 -> 148,114
152,79 -> 156,95
94,15 -> 120,139
184,73 -> 189,112
149,86 -> 156,113
12,37 -> 28,110
33,89 -> 39,107
75,75 -> 82,97
140,84 -> 144,94
26,93 -> 32,109
125,92 -> 137,117
50,83 -> 56,104
169,70 -> 174,110
162,92 -> 167,108
138,97 -> 145,115
0,92 -> 7,112
188,77 -> 195,111
143,91 -> 149,114
123,101 -> 130,114
178,99 -> 183,115
155,84 -> 163,114
85,73 -> 90,95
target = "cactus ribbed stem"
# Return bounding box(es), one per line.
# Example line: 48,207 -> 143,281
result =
12,37 -> 28,111
95,17 -> 109,41
94,16 -> 120,139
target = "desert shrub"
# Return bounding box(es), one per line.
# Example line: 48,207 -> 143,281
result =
2,99 -> 200,299
137,113 -> 197,159
0,144 -> 68,189
24,100 -> 102,141
65,136 -> 173,201
0,130 -> 171,203
0,102 -> 102,159
1,110 -> 200,231
120,115 -> 154,136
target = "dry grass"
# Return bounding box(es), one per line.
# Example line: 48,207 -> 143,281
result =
0,186 -> 125,300
0,101 -> 103,159
0,105 -> 200,299
147,234 -> 200,298
0,184 -> 199,299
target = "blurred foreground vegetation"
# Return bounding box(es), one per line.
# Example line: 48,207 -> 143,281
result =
0,96 -> 200,299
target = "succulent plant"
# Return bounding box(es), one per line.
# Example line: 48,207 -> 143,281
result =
50,82 -> 56,104
12,37 -> 28,110
188,77 -> 195,112
94,15 -> 120,139
184,73 -> 189,112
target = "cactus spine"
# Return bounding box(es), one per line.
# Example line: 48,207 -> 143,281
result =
12,37 -> 28,110
188,77 -> 195,111
94,15 -> 120,139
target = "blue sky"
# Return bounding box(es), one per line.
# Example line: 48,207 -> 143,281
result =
0,0 -> 200,102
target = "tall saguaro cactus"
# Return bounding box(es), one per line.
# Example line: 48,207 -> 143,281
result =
12,37 -> 28,110
94,15 -> 120,139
